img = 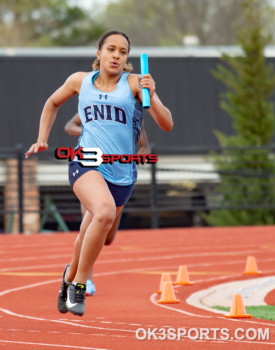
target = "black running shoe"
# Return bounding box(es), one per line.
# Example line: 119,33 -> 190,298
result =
57,264 -> 70,314
66,283 -> 86,316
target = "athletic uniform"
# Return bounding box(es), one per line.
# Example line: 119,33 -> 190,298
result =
68,71 -> 143,206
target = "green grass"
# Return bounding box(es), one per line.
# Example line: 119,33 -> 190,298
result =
213,305 -> 275,321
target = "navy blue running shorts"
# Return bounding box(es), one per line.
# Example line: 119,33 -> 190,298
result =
68,161 -> 134,207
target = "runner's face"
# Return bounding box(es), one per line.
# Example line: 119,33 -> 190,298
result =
97,35 -> 129,74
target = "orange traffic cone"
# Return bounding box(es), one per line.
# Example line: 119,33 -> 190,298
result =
243,256 -> 261,274
157,281 -> 180,304
173,265 -> 195,285
156,273 -> 178,294
224,294 -> 252,318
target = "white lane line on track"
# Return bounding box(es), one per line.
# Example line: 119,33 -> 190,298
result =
2,322 -> 275,346
201,335 -> 275,346
48,331 -> 62,334
93,334 -> 127,338
0,264 -> 191,332
0,307 -> 136,334
0,279 -> 61,297
27,330 -> 40,332
0,243 -> 71,250
0,265 -> 224,340
150,293 -> 211,318
114,322 -> 127,325
0,263 -> 178,297
196,338 -> 275,346
0,242 -> 261,258
103,242 -> 260,254
0,340 -> 111,350
226,341 -> 275,346
0,239 -> 259,249
1,264 -> 275,329
187,274 -> 275,328
0,254 -> 71,263
0,248 -> 267,264
0,247 -> 73,255
1,327 -> 129,338
184,274 -> 275,328
100,321 -> 113,324
0,263 -> 66,272
2,256 -> 275,274
150,272 -> 275,325
219,316 -> 275,328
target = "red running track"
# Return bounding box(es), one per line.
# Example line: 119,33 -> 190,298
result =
0,226 -> 275,349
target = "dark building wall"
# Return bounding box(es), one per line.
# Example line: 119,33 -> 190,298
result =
1,54 -> 268,152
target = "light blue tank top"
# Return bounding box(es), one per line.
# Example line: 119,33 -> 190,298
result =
76,71 -> 143,185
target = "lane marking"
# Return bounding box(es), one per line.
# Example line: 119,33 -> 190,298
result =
0,340 -> 111,350
149,273 -> 274,320
0,308 -> 135,334
0,254 -> 71,263
48,331 -> 62,334
261,245 -> 275,250
0,247 -> 73,256
120,246 -> 140,250
137,270 -> 236,275
0,248 -> 267,264
2,253 -> 275,273
0,272 -> 62,276
0,264 -> 181,297
0,263 -> 69,272
1,243 -> 256,260
1,255 -> 274,274
0,241 -> 259,252
27,330 -> 40,332
1,263 -> 275,329
0,264 -> 198,333
219,315 -> 275,328
0,264 -> 230,338
0,326 -> 131,338
115,322 -> 127,325
0,279 -> 60,297
150,293 -> 211,318
186,276 -> 275,318
220,340 -> 275,346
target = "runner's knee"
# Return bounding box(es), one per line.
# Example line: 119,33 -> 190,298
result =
93,204 -> 116,229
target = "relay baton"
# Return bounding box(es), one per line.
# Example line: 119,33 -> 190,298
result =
140,54 -> 150,109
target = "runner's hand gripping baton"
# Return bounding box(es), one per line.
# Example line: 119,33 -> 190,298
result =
140,54 -> 150,109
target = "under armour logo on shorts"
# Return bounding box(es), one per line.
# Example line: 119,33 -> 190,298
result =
73,169 -> 79,177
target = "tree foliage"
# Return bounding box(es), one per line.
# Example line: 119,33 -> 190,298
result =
205,0 -> 275,226
100,0 -> 273,46
1,0 -> 275,47
0,0 -> 104,46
